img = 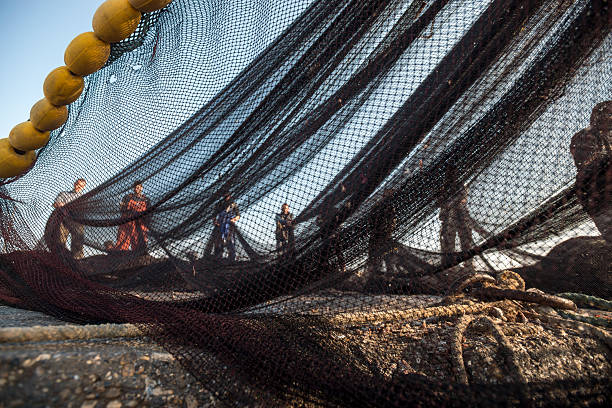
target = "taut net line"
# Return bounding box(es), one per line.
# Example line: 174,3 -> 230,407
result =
1,0 -> 611,406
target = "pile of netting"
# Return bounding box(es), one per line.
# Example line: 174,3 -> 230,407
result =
1,0 -> 611,406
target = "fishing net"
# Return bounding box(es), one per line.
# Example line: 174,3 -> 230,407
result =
1,0 -> 611,406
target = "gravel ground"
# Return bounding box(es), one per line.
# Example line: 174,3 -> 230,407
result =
0,306 -> 66,329
1,296 -> 610,407
0,306 -> 222,408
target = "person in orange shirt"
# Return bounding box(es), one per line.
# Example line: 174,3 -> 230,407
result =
114,181 -> 151,254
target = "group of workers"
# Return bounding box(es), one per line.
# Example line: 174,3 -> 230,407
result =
52,181 -> 295,261
52,101 -> 610,266
53,179 -> 151,258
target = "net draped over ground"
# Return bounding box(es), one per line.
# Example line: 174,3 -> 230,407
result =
0,0 -> 611,406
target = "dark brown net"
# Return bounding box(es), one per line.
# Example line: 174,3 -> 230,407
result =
1,0 -> 611,406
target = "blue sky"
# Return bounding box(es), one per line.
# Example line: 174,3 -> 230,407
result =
0,0 -> 102,140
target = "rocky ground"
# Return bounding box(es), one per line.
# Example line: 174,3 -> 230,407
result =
0,306 -> 222,408
1,286 -> 611,407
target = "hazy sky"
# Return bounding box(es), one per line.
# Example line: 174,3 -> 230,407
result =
0,0 -> 102,140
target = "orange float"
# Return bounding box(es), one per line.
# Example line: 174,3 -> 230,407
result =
43,67 -> 85,106
0,138 -> 36,178
93,0 -> 142,43
128,0 -> 173,13
65,32 -> 111,76
30,98 -> 69,131
9,122 -> 50,151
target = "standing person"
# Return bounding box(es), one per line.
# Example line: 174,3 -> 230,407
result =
439,166 -> 488,267
571,101 -> 611,243
213,191 -> 240,261
316,207 -> 346,274
53,178 -> 86,259
367,189 -> 396,274
275,203 -> 295,255
115,181 -> 151,254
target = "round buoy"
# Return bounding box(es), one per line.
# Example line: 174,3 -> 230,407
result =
0,138 -> 36,178
65,32 -> 111,76
128,0 -> 173,13
93,0 -> 142,43
30,99 -> 69,131
43,67 -> 85,106
9,122 -> 50,151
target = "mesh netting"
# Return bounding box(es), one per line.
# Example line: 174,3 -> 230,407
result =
1,0 -> 611,406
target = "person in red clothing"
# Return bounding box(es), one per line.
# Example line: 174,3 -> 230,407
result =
114,181 -> 151,254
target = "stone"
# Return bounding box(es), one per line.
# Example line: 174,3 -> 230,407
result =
121,364 -> 134,377
59,388 -> 73,400
185,395 -> 198,408
151,387 -> 164,396
151,352 -> 174,362
104,387 -> 121,399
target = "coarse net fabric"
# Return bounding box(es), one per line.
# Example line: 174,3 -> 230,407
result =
1,0 -> 611,406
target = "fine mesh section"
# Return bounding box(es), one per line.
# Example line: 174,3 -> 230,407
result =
1,0 -> 611,406
107,8 -> 165,65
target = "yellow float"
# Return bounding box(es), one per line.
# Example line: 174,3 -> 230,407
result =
9,122 -> 50,152
43,67 -> 85,106
0,139 -> 36,178
30,99 -> 69,132
93,0 -> 142,43
65,32 -> 111,76
2,0 -> 171,179
128,0 -> 173,13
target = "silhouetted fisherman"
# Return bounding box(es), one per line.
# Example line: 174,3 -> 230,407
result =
52,178 -> 87,259
570,100 -> 611,243
325,172 -> 369,272
439,166 -> 488,268
367,188 -> 396,274
316,207 -> 346,274
213,191 -> 240,261
115,181 -> 151,254
275,203 -> 295,256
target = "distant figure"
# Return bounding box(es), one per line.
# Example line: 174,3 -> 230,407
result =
53,178 -> 86,259
439,167 -> 488,267
570,101 -> 611,243
213,191 -> 240,261
340,169 -> 368,210
115,181 -> 151,254
103,240 -> 122,256
275,203 -> 295,255
367,189 -> 396,273
316,207 -> 346,274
